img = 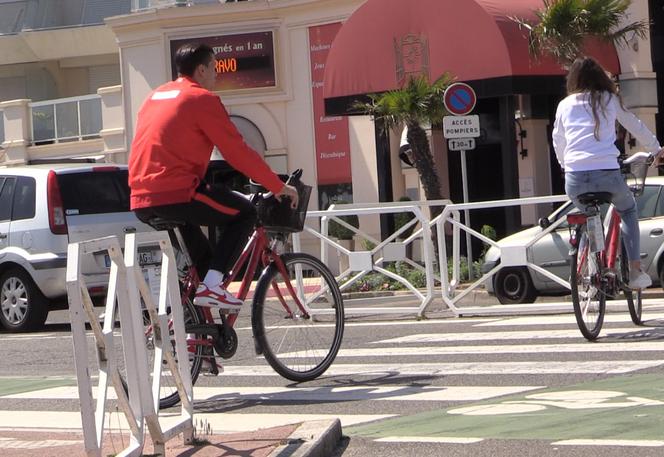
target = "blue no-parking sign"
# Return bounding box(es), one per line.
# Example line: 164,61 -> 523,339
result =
443,82 -> 477,116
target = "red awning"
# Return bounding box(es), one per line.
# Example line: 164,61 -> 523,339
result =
323,0 -> 620,101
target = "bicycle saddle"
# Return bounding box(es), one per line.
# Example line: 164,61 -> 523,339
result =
146,217 -> 187,231
576,192 -> 612,206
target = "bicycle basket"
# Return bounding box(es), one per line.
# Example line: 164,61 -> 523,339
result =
256,180 -> 312,233
624,161 -> 649,196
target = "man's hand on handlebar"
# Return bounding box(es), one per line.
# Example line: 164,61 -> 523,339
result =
275,184 -> 299,209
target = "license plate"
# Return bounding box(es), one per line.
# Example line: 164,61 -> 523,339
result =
104,250 -> 161,268
138,249 -> 161,266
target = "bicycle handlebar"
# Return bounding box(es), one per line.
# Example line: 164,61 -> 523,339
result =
252,169 -> 304,202
621,151 -> 654,167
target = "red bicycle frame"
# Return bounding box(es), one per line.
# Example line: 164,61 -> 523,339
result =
181,226 -> 309,333
568,206 -> 622,272
602,208 -> 622,269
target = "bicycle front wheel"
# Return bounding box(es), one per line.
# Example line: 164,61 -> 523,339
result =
620,241 -> 643,325
252,253 -> 344,382
570,226 -> 606,340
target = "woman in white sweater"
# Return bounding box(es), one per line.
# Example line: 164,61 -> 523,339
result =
552,56 -> 664,290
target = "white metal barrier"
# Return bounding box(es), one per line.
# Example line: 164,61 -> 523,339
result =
66,232 -> 193,456
293,195 -> 578,318
436,194 -> 573,316
293,199 -> 451,317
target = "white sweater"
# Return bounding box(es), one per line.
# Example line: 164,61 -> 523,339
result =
552,92 -> 661,172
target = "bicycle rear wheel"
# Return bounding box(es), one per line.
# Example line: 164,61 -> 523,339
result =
119,293 -> 205,409
570,226 -> 606,340
620,241 -> 643,325
252,253 -> 344,382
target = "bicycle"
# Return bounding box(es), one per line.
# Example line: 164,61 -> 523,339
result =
567,152 -> 653,341
128,170 -> 345,408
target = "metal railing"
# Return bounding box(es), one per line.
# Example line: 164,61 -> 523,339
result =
435,195 -> 573,316
132,0 -> 246,9
293,195 -> 578,318
30,94 -> 102,145
293,199 -> 451,317
66,233 -> 193,456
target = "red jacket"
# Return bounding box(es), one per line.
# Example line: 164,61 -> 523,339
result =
129,77 -> 284,209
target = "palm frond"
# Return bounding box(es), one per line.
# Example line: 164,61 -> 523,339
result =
509,0 -> 646,65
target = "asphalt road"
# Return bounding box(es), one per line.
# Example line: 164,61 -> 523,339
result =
0,298 -> 663,456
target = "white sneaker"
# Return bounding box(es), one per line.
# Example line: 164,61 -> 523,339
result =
628,270 -> 652,290
201,357 -> 222,375
193,284 -> 243,312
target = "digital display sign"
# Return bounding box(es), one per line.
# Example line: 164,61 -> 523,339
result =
170,31 -> 276,91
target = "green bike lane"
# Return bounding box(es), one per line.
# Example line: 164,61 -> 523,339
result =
347,373 -> 664,444
0,377 -> 75,397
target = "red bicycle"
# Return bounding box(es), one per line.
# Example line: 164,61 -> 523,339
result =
567,152 -> 653,340
131,170 -> 344,408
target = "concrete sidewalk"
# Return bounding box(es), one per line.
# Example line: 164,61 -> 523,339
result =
0,419 -> 342,457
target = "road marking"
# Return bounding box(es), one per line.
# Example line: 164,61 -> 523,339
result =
376,327 -> 663,343
552,439 -> 664,447
1,385 -> 543,402
375,436 -> 483,444
348,373 -> 664,443
477,312 -> 664,327
0,437 -> 80,449
0,410 -> 393,433
211,360 -> 663,376
234,317 -> 499,331
324,341 -> 664,357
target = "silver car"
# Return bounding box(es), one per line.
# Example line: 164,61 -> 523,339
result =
483,176 -> 664,304
0,162 -> 153,331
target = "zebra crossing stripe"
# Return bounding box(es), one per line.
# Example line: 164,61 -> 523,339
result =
477,312 -> 664,327
551,439 -> 664,447
0,385 -> 543,402
376,327 -> 661,343
214,360 -> 662,376
327,341 -> 664,357
0,410 -> 393,433
0,437 -> 80,449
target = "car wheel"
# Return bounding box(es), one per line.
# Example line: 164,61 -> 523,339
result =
0,268 -> 49,331
494,267 -> 537,304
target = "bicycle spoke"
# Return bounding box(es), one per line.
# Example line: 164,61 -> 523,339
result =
254,253 -> 344,382
571,229 -> 606,341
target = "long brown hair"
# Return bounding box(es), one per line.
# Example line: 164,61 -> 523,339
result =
566,56 -> 621,140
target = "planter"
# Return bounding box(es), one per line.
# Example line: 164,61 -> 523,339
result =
336,238 -> 354,273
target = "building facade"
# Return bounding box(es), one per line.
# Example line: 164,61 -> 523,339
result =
0,0 -> 660,240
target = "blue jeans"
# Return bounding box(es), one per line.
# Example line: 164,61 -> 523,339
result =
565,169 -> 640,262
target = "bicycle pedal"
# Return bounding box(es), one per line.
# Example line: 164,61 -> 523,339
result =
201,358 -> 223,376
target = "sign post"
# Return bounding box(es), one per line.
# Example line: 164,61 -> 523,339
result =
443,82 -> 479,279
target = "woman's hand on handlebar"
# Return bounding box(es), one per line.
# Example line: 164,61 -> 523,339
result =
654,147 -> 664,168
275,184 -> 299,209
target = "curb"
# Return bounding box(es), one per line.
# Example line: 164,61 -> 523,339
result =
268,418 -> 342,457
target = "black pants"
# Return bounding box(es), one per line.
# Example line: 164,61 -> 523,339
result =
135,182 -> 256,277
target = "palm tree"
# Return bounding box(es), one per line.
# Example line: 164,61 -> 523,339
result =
355,74 -> 454,206
511,0 -> 649,66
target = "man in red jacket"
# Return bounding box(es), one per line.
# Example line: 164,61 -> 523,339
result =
129,42 -> 298,311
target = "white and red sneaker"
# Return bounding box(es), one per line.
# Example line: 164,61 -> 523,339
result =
193,283 -> 243,312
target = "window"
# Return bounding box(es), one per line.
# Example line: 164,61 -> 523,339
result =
57,170 -> 130,215
0,177 -> 15,221
635,185 -> 660,219
654,186 -> 664,217
11,176 -> 36,220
